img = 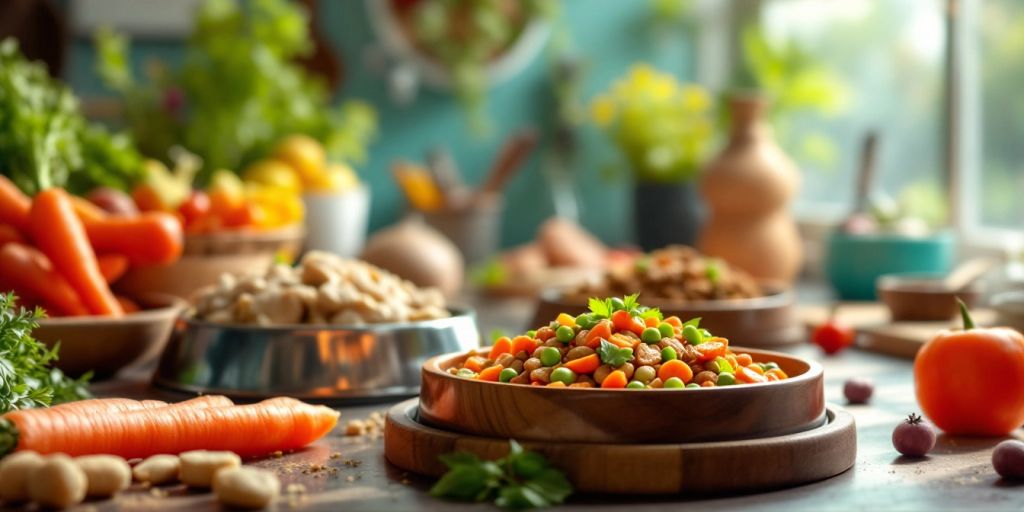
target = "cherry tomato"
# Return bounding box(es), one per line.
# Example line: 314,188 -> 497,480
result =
812,320 -> 855,355
178,190 -> 211,227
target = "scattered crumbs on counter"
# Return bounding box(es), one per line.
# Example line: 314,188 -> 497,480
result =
345,475 -> 360,483
344,411 -> 387,438
286,483 -> 307,509
344,458 -> 363,468
330,452 -> 342,459
286,483 -> 307,494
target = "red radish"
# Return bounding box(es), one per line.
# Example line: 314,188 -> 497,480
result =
843,377 -> 874,404
892,413 -> 936,457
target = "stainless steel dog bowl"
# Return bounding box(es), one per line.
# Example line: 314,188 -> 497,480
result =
153,308 -> 479,404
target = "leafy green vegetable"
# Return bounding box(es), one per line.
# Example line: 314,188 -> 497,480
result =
588,294 -> 662,322
96,0 -> 377,181
0,39 -> 142,195
430,440 -> 572,509
683,317 -> 701,328
597,339 -> 633,367
587,297 -> 611,318
0,293 -> 91,414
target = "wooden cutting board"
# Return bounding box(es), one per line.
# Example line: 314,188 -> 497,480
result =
384,400 -> 856,495
799,303 -> 996,359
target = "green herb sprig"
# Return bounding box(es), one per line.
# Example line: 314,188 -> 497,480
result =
597,339 -> 633,367
0,293 -> 91,414
430,440 -> 573,509
587,294 -> 663,322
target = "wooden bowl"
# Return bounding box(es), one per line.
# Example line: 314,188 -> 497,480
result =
877,273 -> 981,322
115,226 -> 304,300
33,294 -> 185,380
532,284 -> 801,346
419,347 -> 824,444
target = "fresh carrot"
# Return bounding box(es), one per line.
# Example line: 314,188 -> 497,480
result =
477,365 -> 504,382
464,356 -> 486,373
601,370 -> 628,389
97,254 -> 130,284
658,359 -> 694,383
70,196 -> 108,224
696,341 -> 727,362
116,295 -> 141,314
30,190 -> 123,317
735,353 -> 753,367
563,354 -> 600,374
0,243 -> 89,316
511,335 -> 538,355
737,366 -> 768,384
0,224 -> 25,247
81,212 -> 183,266
1,396 -> 337,458
611,310 -> 645,336
22,395 -> 233,423
0,175 -> 30,235
585,320 -> 613,348
488,337 -> 513,359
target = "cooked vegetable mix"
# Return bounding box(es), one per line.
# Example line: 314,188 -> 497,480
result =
452,295 -> 789,389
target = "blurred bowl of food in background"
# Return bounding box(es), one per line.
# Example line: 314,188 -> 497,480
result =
876,273 -> 981,322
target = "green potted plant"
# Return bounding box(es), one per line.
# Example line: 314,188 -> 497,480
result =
590,63 -> 715,249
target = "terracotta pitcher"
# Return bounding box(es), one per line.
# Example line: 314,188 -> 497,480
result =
698,94 -> 803,283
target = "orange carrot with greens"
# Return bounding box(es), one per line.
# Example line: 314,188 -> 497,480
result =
97,254 -> 129,284
563,354 -> 600,374
0,176 -> 30,235
81,212 -> 183,266
29,189 -> 123,317
0,224 -> 25,247
0,243 -> 88,316
0,396 -> 338,458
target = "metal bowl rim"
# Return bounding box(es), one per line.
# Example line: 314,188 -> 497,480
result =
177,305 -> 476,333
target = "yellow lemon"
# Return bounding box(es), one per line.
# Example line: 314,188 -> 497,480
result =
243,158 -> 303,194
307,163 -> 360,193
274,134 -> 327,187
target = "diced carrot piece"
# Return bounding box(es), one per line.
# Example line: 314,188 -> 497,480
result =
735,353 -> 753,367
478,365 -> 504,382
601,370 -> 628,389
701,380 -> 715,387
512,335 -> 538,355
696,342 -> 727,362
657,359 -> 694,383
535,326 -> 556,341
609,333 -> 638,349
489,337 -> 513,359
563,354 -> 600,374
464,356 -> 486,373
557,313 -> 576,327
585,320 -> 613,348
547,381 -> 566,388
664,316 -> 683,328
737,366 -> 768,384
610,310 -> 644,335
644,316 -> 660,328
747,364 -> 765,375
766,368 -> 788,380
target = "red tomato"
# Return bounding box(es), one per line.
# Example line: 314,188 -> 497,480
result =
812,321 -> 855,355
178,190 -> 211,227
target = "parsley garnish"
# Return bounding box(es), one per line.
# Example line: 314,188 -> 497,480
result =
597,339 -> 633,367
430,440 -> 573,509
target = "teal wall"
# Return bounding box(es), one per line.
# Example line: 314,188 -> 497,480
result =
64,1 -> 696,248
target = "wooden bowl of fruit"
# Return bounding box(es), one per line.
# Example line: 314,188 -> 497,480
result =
532,246 -> 801,346
419,297 -> 824,444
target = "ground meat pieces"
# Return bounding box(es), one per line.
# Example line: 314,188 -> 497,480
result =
635,343 -> 662,366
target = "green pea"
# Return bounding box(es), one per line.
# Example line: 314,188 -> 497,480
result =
686,383 -> 701,389
634,365 -> 657,384
664,377 -> 685,389
457,368 -> 477,378
499,368 -> 518,383
710,356 -> 732,374
555,325 -> 575,344
526,330 -> 537,338
717,372 -> 736,386
539,347 -> 561,366
575,313 -> 595,329
682,325 -> 703,345
658,322 -> 675,339
550,367 -> 575,385
661,346 -> 677,362
626,380 -> 646,389
641,327 -> 662,344
610,297 -> 626,311
762,361 -> 779,371
700,328 -> 713,339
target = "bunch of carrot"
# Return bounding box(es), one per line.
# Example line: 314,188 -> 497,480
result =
0,176 -> 183,317
0,395 -> 339,459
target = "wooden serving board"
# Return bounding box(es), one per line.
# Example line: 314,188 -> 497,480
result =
384,400 -> 857,495
798,303 -> 996,359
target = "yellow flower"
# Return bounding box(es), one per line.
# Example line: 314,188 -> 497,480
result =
590,94 -> 617,127
680,85 -> 711,112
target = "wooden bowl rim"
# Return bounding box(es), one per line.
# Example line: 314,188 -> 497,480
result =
539,282 -> 794,313
35,293 -> 186,327
876,272 -> 982,295
423,345 -> 822,395
179,305 -> 477,332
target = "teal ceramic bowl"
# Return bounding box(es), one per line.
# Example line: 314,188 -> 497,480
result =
824,231 -> 955,300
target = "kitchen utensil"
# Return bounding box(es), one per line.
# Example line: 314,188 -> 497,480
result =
533,284 -> 802,347
35,294 -> 185,379
385,400 -> 855,494
473,128 -> 538,205
425,146 -> 467,207
153,308 -> 480,404
419,346 -> 823,444
942,256 -> 998,291
853,131 -> 879,216
877,272 -> 982,322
